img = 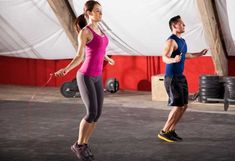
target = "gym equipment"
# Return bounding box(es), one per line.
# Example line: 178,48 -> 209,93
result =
105,78 -> 119,93
224,77 -> 235,111
198,75 -> 224,103
198,75 -> 235,111
60,78 -> 80,98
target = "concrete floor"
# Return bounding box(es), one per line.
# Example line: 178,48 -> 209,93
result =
0,85 -> 235,161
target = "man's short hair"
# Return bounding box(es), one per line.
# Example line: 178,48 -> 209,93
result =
169,15 -> 181,31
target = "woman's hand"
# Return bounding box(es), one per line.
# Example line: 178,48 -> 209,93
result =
105,55 -> 115,65
108,58 -> 115,65
54,68 -> 68,77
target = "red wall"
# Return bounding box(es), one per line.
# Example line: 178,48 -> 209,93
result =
0,55 -> 218,93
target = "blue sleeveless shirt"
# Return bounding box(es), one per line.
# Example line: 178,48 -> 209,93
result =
165,34 -> 187,77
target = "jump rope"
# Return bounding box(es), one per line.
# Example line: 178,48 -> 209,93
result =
28,59 -> 113,103
29,73 -> 55,103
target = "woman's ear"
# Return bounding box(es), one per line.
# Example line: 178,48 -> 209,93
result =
87,10 -> 92,17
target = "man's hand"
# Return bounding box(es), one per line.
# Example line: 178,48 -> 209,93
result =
174,53 -> 182,63
200,49 -> 208,55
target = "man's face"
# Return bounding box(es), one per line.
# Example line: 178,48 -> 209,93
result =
173,19 -> 185,33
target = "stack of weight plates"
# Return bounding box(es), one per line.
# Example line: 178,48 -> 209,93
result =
224,77 -> 235,99
199,75 -> 224,103
224,77 -> 235,110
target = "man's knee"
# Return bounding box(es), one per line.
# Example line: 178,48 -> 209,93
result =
180,104 -> 188,113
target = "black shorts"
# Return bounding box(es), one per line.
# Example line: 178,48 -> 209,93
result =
164,75 -> 188,107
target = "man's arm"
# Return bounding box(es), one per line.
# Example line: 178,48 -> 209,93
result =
186,49 -> 208,59
162,39 -> 181,64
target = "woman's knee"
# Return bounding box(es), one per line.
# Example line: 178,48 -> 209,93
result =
85,112 -> 96,123
94,110 -> 102,122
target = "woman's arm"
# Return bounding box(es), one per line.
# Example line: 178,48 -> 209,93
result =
55,29 -> 88,77
104,55 -> 115,65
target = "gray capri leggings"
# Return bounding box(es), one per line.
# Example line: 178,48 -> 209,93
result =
76,71 -> 104,123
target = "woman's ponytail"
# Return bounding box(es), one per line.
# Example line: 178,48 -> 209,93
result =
74,14 -> 87,34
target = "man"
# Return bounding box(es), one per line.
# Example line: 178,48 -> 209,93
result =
158,15 -> 208,142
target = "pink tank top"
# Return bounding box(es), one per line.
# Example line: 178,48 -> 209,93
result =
79,25 -> 109,77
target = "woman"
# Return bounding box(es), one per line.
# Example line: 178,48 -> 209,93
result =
74,13 -> 115,65
55,1 -> 114,160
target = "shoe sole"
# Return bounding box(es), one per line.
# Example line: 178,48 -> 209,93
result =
174,138 -> 183,141
157,134 -> 175,142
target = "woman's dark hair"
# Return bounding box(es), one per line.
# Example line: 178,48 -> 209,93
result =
169,15 -> 181,31
74,0 -> 101,33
